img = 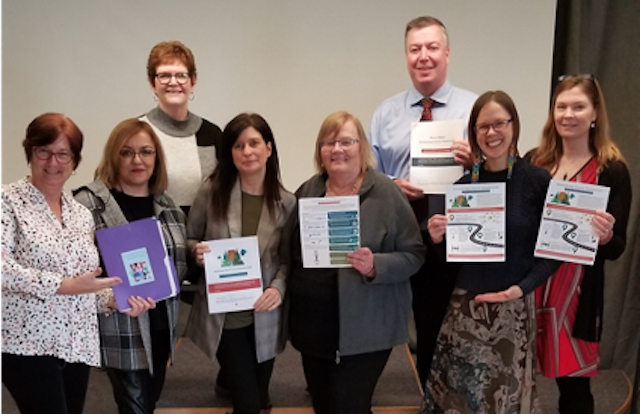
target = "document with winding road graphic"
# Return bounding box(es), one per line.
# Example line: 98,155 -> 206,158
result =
534,180 -> 610,265
445,183 -> 506,262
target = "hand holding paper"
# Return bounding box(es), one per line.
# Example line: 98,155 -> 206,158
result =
592,210 -> 615,244
194,242 -> 212,266
427,214 -> 448,244
451,139 -> 472,169
393,178 -> 425,200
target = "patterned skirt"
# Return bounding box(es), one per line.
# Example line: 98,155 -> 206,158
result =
420,288 -> 541,414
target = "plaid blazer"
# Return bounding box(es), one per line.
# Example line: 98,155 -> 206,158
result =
185,178 -> 295,363
74,180 -> 187,373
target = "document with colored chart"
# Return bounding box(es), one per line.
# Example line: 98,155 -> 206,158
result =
203,236 -> 263,314
298,195 -> 360,268
410,119 -> 465,194
534,180 -> 610,265
445,183 -> 506,262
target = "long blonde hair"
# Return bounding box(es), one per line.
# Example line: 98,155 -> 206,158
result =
534,75 -> 624,172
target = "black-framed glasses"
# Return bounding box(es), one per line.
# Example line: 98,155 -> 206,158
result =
155,72 -> 190,85
33,147 -> 73,164
320,138 -> 359,149
475,119 -> 512,135
119,148 -> 156,160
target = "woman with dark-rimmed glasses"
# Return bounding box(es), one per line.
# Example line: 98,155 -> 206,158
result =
526,74 -> 631,414
2,113 -> 150,414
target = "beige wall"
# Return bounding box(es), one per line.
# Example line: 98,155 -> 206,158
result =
2,0 -> 557,191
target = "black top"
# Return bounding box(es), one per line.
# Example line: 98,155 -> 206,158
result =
110,189 -> 169,331
452,159 -> 561,295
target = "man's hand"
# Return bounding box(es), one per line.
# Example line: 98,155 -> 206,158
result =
393,178 -> 425,200
451,139 -> 473,170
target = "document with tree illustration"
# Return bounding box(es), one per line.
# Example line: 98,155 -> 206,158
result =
534,180 -> 610,265
445,183 -> 506,262
203,236 -> 263,314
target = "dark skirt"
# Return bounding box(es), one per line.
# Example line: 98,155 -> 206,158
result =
421,288 -> 541,414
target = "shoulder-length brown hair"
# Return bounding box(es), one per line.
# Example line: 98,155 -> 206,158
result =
94,119 -> 168,195
534,75 -> 624,172
314,111 -> 377,174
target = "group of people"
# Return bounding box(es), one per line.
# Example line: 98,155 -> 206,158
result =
1,15 -> 631,414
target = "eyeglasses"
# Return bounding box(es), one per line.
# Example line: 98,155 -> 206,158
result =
475,119 -> 512,135
33,147 -> 73,164
558,73 -> 595,83
119,148 -> 156,160
321,138 -> 359,149
155,73 -> 190,85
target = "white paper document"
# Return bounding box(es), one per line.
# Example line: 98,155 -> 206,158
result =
203,236 -> 263,314
445,183 -> 506,262
534,180 -> 610,265
298,195 -> 360,268
410,119 -> 465,194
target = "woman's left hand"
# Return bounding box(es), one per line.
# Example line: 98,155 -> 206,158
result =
122,296 -> 156,317
254,287 -> 282,312
347,247 -> 375,278
592,210 -> 615,245
475,285 -> 523,303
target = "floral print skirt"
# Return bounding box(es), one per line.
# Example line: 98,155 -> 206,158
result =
420,288 -> 541,414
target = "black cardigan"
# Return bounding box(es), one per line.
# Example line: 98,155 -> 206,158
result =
524,151 -> 632,341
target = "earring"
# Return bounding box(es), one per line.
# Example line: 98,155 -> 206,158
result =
153,95 -> 159,102
189,92 -> 195,102
471,152 -> 482,183
590,122 -> 595,128
507,142 -> 517,180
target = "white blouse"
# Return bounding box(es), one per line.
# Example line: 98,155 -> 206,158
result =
2,178 -> 109,366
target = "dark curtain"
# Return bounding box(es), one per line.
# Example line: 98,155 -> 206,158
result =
552,0 -> 640,409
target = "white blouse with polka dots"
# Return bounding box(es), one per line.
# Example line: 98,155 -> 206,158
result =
2,178 -> 109,366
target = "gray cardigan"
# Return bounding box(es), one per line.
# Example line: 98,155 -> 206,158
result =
290,169 -> 426,357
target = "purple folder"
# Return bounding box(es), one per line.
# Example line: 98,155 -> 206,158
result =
95,217 -> 179,311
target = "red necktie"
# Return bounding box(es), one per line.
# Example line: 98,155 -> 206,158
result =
420,98 -> 434,121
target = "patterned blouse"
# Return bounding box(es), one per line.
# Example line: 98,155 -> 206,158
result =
1,178 -> 110,366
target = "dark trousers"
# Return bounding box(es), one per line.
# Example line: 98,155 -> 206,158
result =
556,377 -> 594,414
411,231 -> 457,387
216,324 -> 275,414
301,349 -> 391,414
105,328 -> 172,414
2,353 -> 90,414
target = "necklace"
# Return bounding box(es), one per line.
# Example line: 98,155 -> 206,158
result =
325,172 -> 364,196
557,154 -> 593,181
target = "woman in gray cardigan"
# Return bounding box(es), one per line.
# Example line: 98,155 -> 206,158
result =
286,111 -> 425,414
186,113 -> 295,414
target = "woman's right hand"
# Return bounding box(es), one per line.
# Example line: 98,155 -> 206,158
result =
427,214 -> 448,244
56,267 -> 121,295
193,242 -> 211,266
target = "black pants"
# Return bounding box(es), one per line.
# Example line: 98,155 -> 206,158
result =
301,349 -> 391,414
2,353 -> 90,414
556,377 -> 594,414
216,325 -> 275,414
411,231 -> 457,387
105,328 -> 172,414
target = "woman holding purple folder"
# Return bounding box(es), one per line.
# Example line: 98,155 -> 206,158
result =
74,118 -> 187,414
